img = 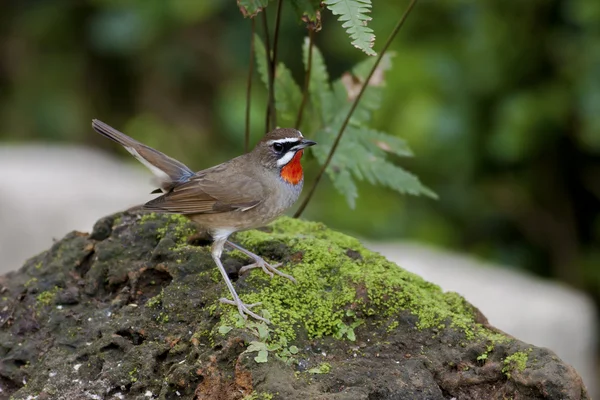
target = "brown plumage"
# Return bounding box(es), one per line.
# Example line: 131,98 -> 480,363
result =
92,119 -> 316,322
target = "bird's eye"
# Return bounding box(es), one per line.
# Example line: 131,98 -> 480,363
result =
273,143 -> 284,153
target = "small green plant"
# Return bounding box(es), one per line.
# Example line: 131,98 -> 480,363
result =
308,362 -> 331,374
333,310 -> 363,341
502,350 -> 530,379
220,313 -> 300,364
477,344 -> 495,362
145,290 -> 164,308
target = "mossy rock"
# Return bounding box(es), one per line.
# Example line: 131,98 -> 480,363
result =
0,213 -> 589,399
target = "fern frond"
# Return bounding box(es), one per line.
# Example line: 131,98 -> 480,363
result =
314,127 -> 433,209
356,156 -> 435,198
256,29 -> 431,208
324,0 -> 376,56
359,128 -> 413,158
273,63 -> 302,127
302,40 -> 332,125
254,34 -> 269,88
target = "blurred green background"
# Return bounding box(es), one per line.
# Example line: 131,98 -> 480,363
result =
1,0 -> 599,307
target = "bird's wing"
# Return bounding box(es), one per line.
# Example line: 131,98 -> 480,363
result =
143,162 -> 265,215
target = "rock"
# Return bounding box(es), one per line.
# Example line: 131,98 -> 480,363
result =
369,242 -> 599,397
1,145 -> 596,398
0,214 -> 589,399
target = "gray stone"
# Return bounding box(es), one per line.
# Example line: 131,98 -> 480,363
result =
369,242 -> 598,398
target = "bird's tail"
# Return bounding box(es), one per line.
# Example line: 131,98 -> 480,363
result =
92,119 -> 194,192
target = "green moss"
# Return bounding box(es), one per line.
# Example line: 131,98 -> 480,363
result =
218,217 -> 502,353
24,277 -> 38,288
502,350 -> 530,379
146,290 -> 164,309
36,287 -> 60,306
477,344 -> 495,362
386,320 -> 399,332
129,367 -> 138,383
140,212 -> 195,243
156,312 -> 169,323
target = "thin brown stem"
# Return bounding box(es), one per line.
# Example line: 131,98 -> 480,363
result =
294,0 -> 419,218
245,19 -> 256,153
295,28 -> 315,129
261,12 -> 274,132
269,0 -> 283,130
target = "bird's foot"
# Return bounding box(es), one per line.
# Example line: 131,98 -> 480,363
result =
226,240 -> 297,284
239,258 -> 297,284
219,298 -> 269,323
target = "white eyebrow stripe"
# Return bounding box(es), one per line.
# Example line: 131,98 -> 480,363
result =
267,138 -> 302,145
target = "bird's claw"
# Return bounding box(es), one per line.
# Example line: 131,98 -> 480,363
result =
239,260 -> 297,284
219,298 -> 269,323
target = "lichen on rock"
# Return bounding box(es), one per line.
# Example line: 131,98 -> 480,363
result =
0,212 -> 590,399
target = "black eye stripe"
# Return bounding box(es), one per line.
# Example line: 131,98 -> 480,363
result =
272,141 -> 299,153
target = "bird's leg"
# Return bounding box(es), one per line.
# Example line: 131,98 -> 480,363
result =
211,239 -> 270,323
226,240 -> 297,284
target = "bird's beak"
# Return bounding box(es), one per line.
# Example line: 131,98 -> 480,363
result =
294,139 -> 317,150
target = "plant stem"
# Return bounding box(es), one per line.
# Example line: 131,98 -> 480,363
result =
270,0 -> 283,130
295,27 -> 315,129
261,12 -> 274,133
244,19 -> 256,153
294,0 -> 419,218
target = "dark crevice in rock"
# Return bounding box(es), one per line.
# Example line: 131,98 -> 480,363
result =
0,375 -> 22,397
136,268 -> 172,300
115,328 -> 146,346
76,249 -> 95,278
99,342 -> 120,353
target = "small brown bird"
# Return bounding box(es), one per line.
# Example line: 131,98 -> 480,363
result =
92,120 -> 315,323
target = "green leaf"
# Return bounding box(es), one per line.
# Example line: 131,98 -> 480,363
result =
255,35 -> 302,127
314,126 -> 433,208
274,62 -> 303,127
306,50 -> 433,208
255,349 -> 269,363
256,322 -> 270,341
346,328 -> 356,341
288,345 -> 299,354
238,0 -> 271,18
267,343 -> 282,351
356,155 -> 436,199
302,40 -> 333,125
246,341 -> 268,353
308,362 -> 332,374
359,128 -> 413,158
324,0 -> 376,56
218,325 -> 233,335
254,34 -> 269,88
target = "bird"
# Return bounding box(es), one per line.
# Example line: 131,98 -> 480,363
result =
91,119 -> 316,323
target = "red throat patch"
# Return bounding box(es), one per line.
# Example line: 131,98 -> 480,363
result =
280,150 -> 304,185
